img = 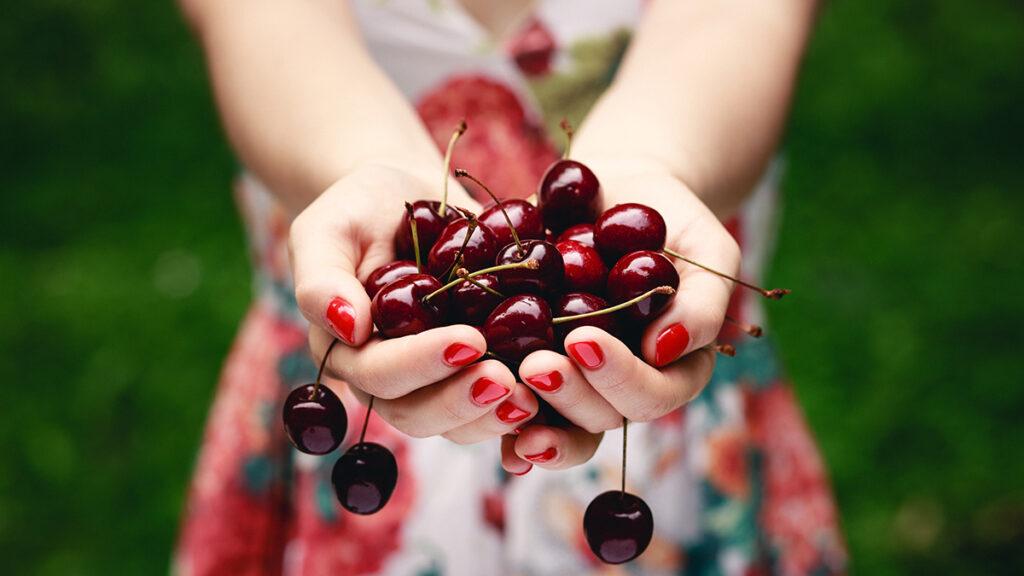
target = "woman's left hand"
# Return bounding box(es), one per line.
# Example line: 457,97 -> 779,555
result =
501,162 -> 741,473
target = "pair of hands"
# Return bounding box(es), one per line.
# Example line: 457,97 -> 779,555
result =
289,159 -> 740,473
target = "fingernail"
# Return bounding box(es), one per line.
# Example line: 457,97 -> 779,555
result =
655,323 -> 690,366
471,377 -> 510,406
326,297 -> 356,344
496,400 -> 531,424
524,447 -> 557,463
444,343 -> 482,367
567,341 -> 604,369
525,371 -> 563,393
512,464 -> 533,476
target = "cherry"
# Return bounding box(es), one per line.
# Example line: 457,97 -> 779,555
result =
364,260 -> 420,299
582,418 -> 653,564
593,203 -> 667,263
556,239 -> 606,294
282,339 -> 348,455
371,273 -> 449,338
557,223 -> 595,247
537,121 -> 602,233
583,491 -> 654,564
494,239 -> 564,296
426,217 -> 499,278
481,295 -> 555,364
606,251 -> 679,323
332,398 -> 398,515
333,442 -> 397,515
394,121 -> 472,261
552,292 -> 616,343
452,272 -> 503,325
479,199 -> 544,248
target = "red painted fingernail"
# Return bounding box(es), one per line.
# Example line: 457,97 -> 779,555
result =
655,323 -> 691,366
470,377 -> 509,406
567,341 -> 604,369
326,297 -> 356,344
496,400 -> 531,424
444,343 -> 482,367
525,371 -> 563,392
524,447 -> 557,463
512,464 -> 533,476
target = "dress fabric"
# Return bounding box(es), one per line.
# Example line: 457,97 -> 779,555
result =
174,1 -> 848,575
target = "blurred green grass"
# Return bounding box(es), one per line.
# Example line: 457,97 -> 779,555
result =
1,1 -> 1022,574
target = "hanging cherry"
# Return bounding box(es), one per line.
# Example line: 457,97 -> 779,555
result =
282,339 -> 348,455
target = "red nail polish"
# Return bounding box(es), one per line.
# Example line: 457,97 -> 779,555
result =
326,297 -> 356,344
524,447 -> 557,463
444,343 -> 482,367
567,341 -> 604,369
496,400 -> 530,424
525,371 -> 563,393
471,377 -> 509,406
655,323 -> 690,366
512,464 -> 533,476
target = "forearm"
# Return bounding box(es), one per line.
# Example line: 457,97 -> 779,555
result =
574,0 -> 817,217
182,0 -> 442,213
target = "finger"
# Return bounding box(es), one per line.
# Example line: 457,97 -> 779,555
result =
443,383 -> 539,444
518,350 -> 622,434
644,220 -> 741,366
512,424 -> 603,470
309,323 -> 486,399
501,435 -> 533,476
289,208 -> 388,347
564,326 -> 716,422
348,359 -> 515,438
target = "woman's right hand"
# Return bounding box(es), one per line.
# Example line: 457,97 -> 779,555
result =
290,163 -> 540,444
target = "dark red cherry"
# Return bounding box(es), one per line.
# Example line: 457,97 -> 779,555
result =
583,491 -> 654,564
479,199 -> 545,248
544,229 -> 557,243
371,274 -> 449,338
537,160 -> 602,233
482,295 -> 555,363
282,384 -> 347,455
453,273 -> 503,325
556,240 -> 607,294
553,292 -> 617,344
593,203 -> 667,263
364,260 -> 420,299
494,240 -> 564,296
606,251 -> 679,323
394,201 -> 470,262
427,219 -> 499,278
557,223 -> 595,247
332,442 -> 398,515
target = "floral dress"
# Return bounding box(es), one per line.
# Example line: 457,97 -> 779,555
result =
174,2 -> 848,575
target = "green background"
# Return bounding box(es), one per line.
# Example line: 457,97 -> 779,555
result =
2,1 -> 1022,574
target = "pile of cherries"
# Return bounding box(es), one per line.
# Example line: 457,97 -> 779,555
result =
282,121 -> 786,564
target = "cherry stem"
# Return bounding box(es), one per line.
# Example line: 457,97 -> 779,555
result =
663,247 -> 790,300
621,416 -> 628,496
560,118 -> 574,160
438,119 -> 467,218
359,396 -> 375,445
455,168 -> 523,255
552,286 -> 675,325
311,338 -> 340,399
439,215 -> 478,281
704,342 -> 736,357
725,315 -> 763,338
423,259 -> 540,302
405,202 -> 422,272
455,268 -> 505,298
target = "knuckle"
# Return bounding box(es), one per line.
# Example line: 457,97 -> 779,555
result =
582,415 -> 620,434
442,399 -> 473,427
